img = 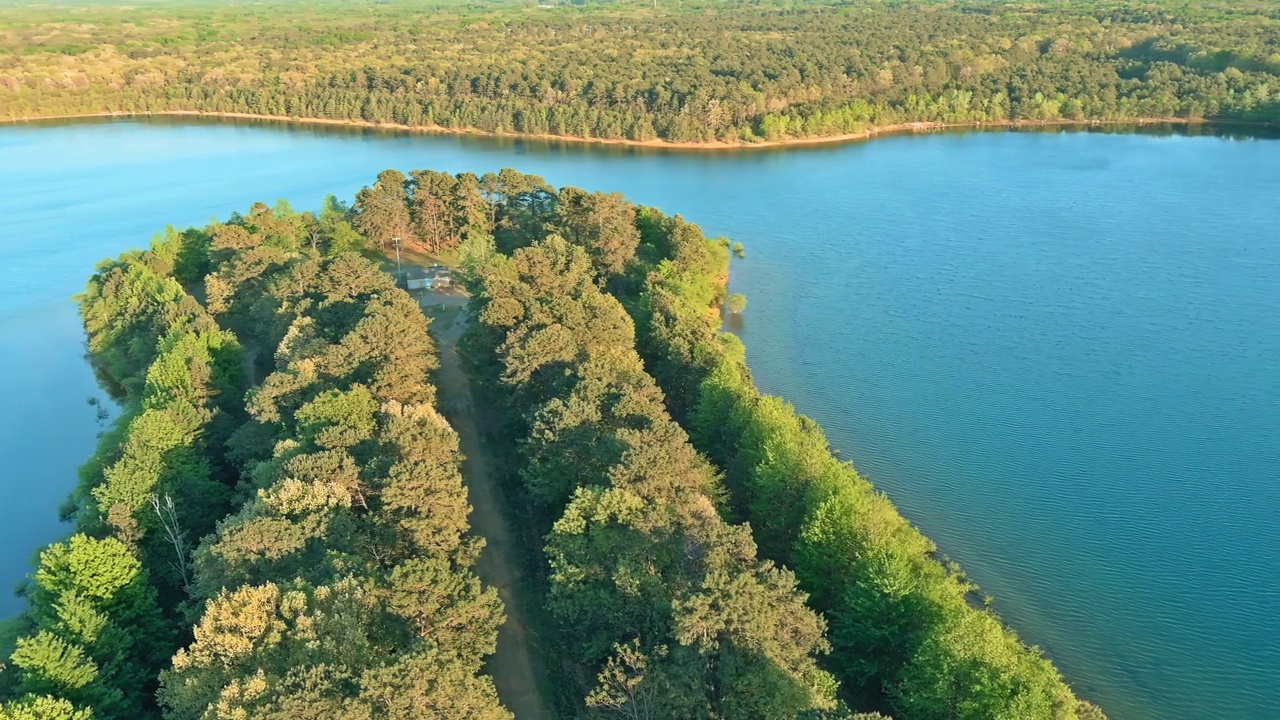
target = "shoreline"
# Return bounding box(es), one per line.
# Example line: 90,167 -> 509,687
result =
2,109 -> 1259,151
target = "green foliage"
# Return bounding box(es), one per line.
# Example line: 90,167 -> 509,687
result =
78,258 -> 218,398
143,329 -> 243,415
3,1 -> 1277,139
10,633 -> 97,696
327,221 -> 366,256
0,616 -> 29,671
407,169 -> 491,253
11,535 -> 170,720
33,536 -> 141,606
21,242 -> 252,718
467,227 -> 838,715
10,0 -> 1280,135
0,694 -> 93,720
162,580 -> 373,720
354,169 -> 413,250
550,187 -> 640,279
455,231 -> 499,290
10,189 -> 508,718
725,293 -> 747,314
148,227 -> 210,286
617,192 -> 1104,718
314,195 -> 363,257
167,242 -> 504,717
293,386 -> 379,448
73,325 -> 243,583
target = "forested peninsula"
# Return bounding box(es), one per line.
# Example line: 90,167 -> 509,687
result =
3,0 -> 1279,146
0,168 -> 1106,719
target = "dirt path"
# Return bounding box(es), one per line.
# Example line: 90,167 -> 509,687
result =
424,295 -> 553,720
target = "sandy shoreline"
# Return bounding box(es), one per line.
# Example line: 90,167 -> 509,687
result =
0,109 -> 1240,151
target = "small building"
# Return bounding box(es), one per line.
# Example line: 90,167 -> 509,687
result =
403,265 -> 453,291
427,265 -> 454,289
403,267 -> 430,290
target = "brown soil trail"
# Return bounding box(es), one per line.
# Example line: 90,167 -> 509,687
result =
424,293 -> 554,720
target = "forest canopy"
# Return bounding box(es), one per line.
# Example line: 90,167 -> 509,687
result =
1,0 -> 1278,143
0,192 -> 507,719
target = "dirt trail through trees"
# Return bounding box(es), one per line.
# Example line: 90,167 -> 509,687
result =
424,294 -> 553,720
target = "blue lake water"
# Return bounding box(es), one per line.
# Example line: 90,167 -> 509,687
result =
0,118 -> 1276,719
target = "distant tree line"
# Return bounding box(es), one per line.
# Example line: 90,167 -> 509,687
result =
2,0 -> 1278,142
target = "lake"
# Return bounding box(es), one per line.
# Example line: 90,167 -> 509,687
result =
0,117 -> 1276,719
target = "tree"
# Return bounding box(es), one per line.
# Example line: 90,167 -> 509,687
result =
452,172 -> 492,236
319,194 -> 366,255
725,294 -> 747,314
357,650 -> 511,720
552,188 -> 640,278
455,231 -> 498,290
8,633 -> 99,703
148,494 -> 193,595
0,695 -> 93,720
20,170 -> 1111,719
586,641 -> 699,720
469,225 -> 836,717
409,169 -> 460,252
162,577 -> 510,720
10,534 -> 171,719
482,169 -> 556,253
354,169 -> 413,250
160,581 -> 374,720
5,1 -> 1280,143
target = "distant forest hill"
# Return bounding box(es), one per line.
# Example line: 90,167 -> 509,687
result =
1,0 -> 1278,143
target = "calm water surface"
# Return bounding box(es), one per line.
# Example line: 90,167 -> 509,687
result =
1,118 -> 1276,719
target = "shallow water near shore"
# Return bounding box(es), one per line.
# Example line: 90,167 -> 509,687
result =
0,117 -> 1276,719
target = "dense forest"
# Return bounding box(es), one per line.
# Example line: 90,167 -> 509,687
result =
2,0 -> 1278,143
448,170 -> 1108,719
0,167 -> 1113,718
0,197 -> 507,718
